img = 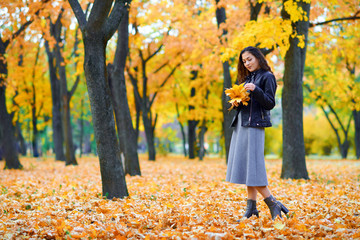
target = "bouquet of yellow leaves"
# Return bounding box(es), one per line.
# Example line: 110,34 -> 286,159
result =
225,83 -> 250,110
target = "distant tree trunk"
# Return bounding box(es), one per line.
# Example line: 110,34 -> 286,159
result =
83,122 -> 92,154
215,0 -> 234,163
143,111 -> 156,161
249,2 -> 263,21
127,22 -> 180,162
44,40 -> 65,161
79,99 -> 84,158
135,98 -> 141,141
198,120 -> 208,161
354,110 -> 360,159
13,49 -> 27,156
188,120 -> 198,159
108,10 -> 140,176
52,15 -> 77,166
57,54 -> 77,165
305,84 -> 352,159
31,100 -> 39,158
176,103 -> 187,157
0,87 -> 22,169
15,121 -> 27,156
348,66 -> 360,159
0,130 -> 2,160
320,105 -> 351,159
188,71 -> 199,159
69,0 -> 129,198
0,41 -> 22,169
128,57 -> 157,161
280,0 -> 310,179
31,43 -> 42,158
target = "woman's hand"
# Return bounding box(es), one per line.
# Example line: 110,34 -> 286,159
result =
244,83 -> 256,91
232,101 -> 240,107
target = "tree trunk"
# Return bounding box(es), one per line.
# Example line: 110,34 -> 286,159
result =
188,78 -> 198,159
83,36 -> 128,198
354,110 -> 360,159
44,40 -> 65,161
83,122 -> 92,154
15,121 -> 27,156
188,119 -> 198,159
142,111 -> 156,161
31,45 -> 41,158
280,0 -> 310,179
31,103 -> 39,158
198,121 -> 208,161
215,1 -> 234,163
0,42 -> 22,169
339,140 -> 350,159
109,10 -> 141,175
135,99 -> 141,141
54,31 -> 77,166
62,101 -> 77,165
79,99 -> 84,158
176,103 -> 187,157
0,86 -> 22,169
249,2 -> 263,21
180,122 -> 187,157
348,65 -> 359,159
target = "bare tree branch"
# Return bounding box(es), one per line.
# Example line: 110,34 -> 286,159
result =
87,0 -> 113,31
305,83 -> 349,135
145,44 -> 164,62
310,15 -> 360,27
104,0 -> 130,41
69,24 -> 81,98
149,62 -> 181,107
126,66 -> 142,105
68,0 -> 88,31
153,61 -> 169,74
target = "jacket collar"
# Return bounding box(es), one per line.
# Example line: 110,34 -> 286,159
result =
245,68 -> 265,82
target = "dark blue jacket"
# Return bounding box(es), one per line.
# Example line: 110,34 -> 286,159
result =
230,68 -> 277,128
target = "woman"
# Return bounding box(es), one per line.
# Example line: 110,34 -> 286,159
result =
226,46 -> 289,220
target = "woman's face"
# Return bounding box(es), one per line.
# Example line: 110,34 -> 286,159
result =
242,51 -> 260,72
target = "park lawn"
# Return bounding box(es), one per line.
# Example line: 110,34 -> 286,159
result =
0,156 -> 359,239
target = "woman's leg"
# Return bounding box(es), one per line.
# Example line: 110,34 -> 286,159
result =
243,186 -> 259,218
254,186 -> 289,219
254,186 -> 271,199
247,186 -> 258,200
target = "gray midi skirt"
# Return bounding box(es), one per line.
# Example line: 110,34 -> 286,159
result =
226,112 -> 268,186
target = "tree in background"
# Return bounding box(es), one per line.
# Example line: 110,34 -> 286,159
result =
305,9 -> 359,158
68,0 -> 129,198
108,9 -> 141,176
8,39 -> 52,158
0,1 -> 50,169
280,0 -> 310,179
125,0 -> 185,161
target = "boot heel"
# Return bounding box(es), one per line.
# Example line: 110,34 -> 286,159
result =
281,205 -> 289,214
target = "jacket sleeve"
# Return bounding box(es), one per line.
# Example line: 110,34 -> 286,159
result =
252,72 -> 277,110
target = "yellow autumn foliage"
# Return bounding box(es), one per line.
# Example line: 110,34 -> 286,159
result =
225,83 -> 250,110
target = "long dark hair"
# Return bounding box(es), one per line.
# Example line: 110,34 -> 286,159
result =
237,46 -> 272,84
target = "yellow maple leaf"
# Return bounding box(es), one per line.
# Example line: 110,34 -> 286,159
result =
274,221 -> 286,230
225,83 -> 251,110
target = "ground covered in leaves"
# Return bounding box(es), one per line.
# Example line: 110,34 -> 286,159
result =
1,156 -> 359,239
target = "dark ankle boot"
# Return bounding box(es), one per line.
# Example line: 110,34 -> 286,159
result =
264,195 -> 289,220
243,199 -> 259,218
